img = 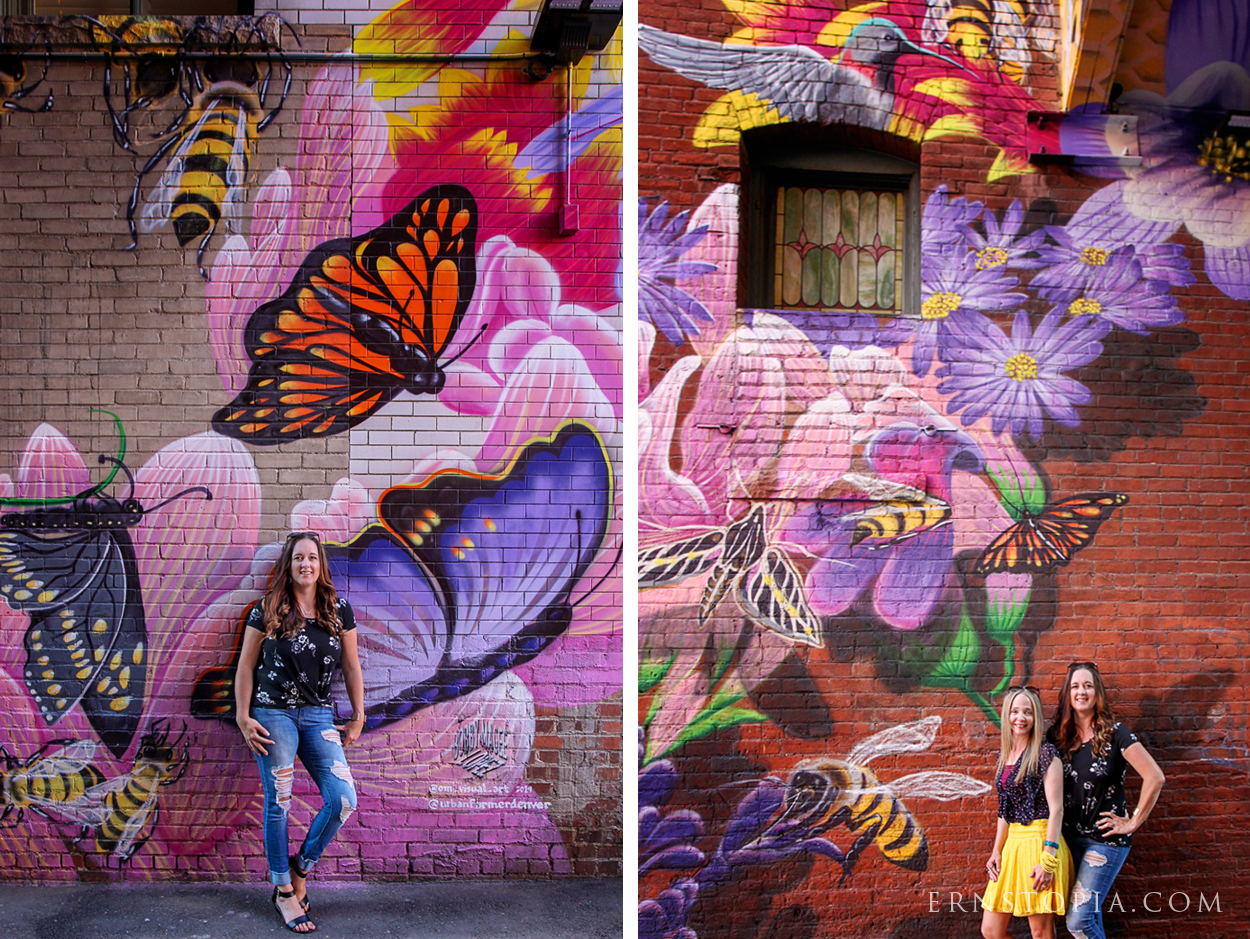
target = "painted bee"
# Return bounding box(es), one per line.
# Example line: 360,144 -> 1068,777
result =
836,473 -> 953,549
0,739 -> 107,827
748,717 -> 990,883
0,25 -> 53,119
93,719 -> 188,860
77,15 -> 294,278
922,0 -> 1042,85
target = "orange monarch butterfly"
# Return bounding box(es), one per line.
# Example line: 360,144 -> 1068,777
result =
212,184 -> 480,444
974,492 -> 1128,576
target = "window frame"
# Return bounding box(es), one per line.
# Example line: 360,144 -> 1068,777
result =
742,143 -> 921,319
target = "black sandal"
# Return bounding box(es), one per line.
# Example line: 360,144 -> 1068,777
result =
272,886 -> 315,933
290,857 -> 311,913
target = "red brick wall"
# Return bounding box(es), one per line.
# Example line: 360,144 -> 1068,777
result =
639,2 -> 1250,936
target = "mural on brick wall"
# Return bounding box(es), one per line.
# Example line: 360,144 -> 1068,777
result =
78,14 -> 293,279
0,0 -> 621,877
639,0 -> 1058,181
640,0 -> 1223,934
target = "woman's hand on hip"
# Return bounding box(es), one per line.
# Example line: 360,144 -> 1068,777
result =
236,715 -> 274,756
335,715 -> 365,748
985,849 -> 1001,882
1097,810 -> 1135,836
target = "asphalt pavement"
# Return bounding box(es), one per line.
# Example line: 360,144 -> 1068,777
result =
0,879 -> 623,939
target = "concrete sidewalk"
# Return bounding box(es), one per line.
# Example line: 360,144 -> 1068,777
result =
0,880 -> 622,939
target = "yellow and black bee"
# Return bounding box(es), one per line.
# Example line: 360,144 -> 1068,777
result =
77,15 -> 294,277
94,720 -> 188,860
0,739 -> 107,827
0,25 -> 53,118
72,16 -> 185,150
846,494 -> 952,548
752,717 -> 990,883
922,0 -> 1036,85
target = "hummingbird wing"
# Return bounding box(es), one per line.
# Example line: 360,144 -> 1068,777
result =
639,24 -> 892,128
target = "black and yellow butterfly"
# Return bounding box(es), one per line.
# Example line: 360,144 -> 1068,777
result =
212,184 -> 480,444
974,492 -> 1128,576
639,506 -> 822,647
0,424 -> 209,758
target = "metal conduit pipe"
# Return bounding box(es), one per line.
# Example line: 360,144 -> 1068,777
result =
0,48 -> 543,63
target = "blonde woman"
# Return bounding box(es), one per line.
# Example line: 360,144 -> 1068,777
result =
981,687 -> 1072,939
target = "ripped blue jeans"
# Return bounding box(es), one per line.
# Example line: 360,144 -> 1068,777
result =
1064,836 -> 1131,939
251,706 -> 358,886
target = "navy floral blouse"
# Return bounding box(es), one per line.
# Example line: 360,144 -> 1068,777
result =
1060,723 -> 1140,847
248,598 -> 356,709
996,742 -> 1060,824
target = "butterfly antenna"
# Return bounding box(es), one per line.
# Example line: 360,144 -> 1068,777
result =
441,323 -> 489,369
98,457 -> 214,514
97,455 -> 138,500
0,409 -> 127,506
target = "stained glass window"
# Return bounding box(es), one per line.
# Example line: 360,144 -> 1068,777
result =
772,185 -> 905,314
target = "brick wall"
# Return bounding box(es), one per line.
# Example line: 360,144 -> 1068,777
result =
0,6 -> 622,882
639,1 -> 1250,936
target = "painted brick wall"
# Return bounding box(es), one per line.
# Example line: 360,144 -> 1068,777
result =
639,1 -> 1250,937
0,5 -> 622,883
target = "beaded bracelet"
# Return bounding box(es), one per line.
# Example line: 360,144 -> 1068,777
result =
1043,840 -> 1059,850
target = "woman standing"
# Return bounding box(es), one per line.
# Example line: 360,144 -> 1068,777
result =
981,687 -> 1072,939
1049,662 -> 1165,939
235,532 -> 365,933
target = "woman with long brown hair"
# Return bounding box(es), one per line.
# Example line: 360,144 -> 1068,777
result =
1048,662 -> 1165,939
235,532 -> 365,933
981,686 -> 1072,939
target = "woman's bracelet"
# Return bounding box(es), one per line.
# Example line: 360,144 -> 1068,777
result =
1043,840 -> 1059,850
1039,851 -> 1060,874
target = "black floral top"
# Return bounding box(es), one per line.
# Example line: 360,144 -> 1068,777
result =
997,742 -> 1060,824
247,599 -> 356,709
1060,723 -> 1140,847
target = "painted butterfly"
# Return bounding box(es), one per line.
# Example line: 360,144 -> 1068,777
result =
638,505 -> 822,647
0,441 -> 210,758
211,184 -> 480,444
192,422 -> 615,728
974,492 -> 1129,576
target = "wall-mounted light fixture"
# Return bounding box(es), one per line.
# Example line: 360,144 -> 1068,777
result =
529,0 -> 622,67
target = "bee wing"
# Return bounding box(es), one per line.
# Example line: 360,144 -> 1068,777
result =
138,104 -> 219,233
874,771 -> 993,801
846,715 -> 942,767
638,528 -> 726,589
735,547 -> 822,647
110,790 -> 158,860
33,772 -> 123,827
224,104 -> 248,188
29,739 -> 100,774
838,471 -> 929,504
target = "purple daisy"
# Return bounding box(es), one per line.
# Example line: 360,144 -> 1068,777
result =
639,199 -> 718,344
921,184 -> 983,252
1054,246 -> 1185,335
936,309 -> 1110,439
914,249 -> 1026,378
965,199 -> 1046,272
1031,186 -> 1195,305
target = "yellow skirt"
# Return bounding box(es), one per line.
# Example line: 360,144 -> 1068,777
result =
981,820 -> 1073,916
